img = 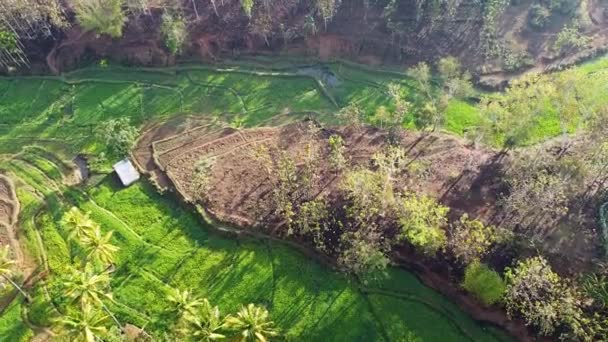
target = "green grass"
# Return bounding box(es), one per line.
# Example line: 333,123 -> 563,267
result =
16,173 -> 509,341
2,56 -> 607,340
0,300 -> 33,342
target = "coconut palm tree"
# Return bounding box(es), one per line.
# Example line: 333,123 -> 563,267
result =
167,288 -> 205,321
181,298 -> 226,341
61,207 -> 97,242
56,303 -> 109,342
83,226 -> 118,266
63,266 -> 112,308
62,266 -> 122,329
224,304 -> 279,342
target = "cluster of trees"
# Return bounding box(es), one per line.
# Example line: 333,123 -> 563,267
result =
96,117 -> 139,158
24,207 -> 280,341
363,56 -> 473,140
476,64 -> 605,147
242,119 -> 507,287
165,290 -> 278,342
0,0 -> 348,70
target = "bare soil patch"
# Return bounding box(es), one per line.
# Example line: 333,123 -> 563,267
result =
140,121 -> 502,229
135,120 -> 600,275
0,199 -> 15,227
132,115 -> 221,190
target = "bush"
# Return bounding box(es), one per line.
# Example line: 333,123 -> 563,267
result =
504,256 -> 586,337
448,214 -> 505,264
398,192 -> 449,255
529,4 -> 551,29
161,11 -> 187,55
95,118 -> 139,157
74,0 -> 126,38
554,21 -> 591,53
462,262 -> 506,306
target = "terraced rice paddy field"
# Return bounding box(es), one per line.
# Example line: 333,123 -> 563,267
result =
1,56 -> 606,340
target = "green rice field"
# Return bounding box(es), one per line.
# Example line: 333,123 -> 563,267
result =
1,56 -> 606,340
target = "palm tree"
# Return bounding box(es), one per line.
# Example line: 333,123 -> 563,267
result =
0,245 -> 29,300
62,266 -> 122,329
61,207 -> 97,243
83,226 -> 118,266
56,303 -> 109,342
167,288 -> 204,321
63,266 -> 112,307
224,304 -> 279,342
181,298 -> 226,341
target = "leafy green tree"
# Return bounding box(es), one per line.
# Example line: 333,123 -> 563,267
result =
56,303 -> 109,342
373,146 -> 406,187
529,4 -> 551,29
504,256 -> 586,337
272,153 -> 298,226
62,265 -> 122,328
384,83 -> 411,141
373,105 -> 391,129
0,30 -> 17,52
501,165 -> 570,235
161,11 -> 187,55
338,230 -> 390,280
341,169 -> 394,225
437,57 -> 473,99
74,0 -> 126,38
462,261 -> 506,306
96,118 -> 139,157
398,192 -> 449,255
554,21 -> 591,53
407,62 -> 432,99
328,134 -> 346,172
316,0 -> 342,29
437,56 -> 461,80
448,214 -> 505,264
225,304 -> 279,342
241,0 -> 254,17
337,102 -> 363,129
292,199 -> 331,252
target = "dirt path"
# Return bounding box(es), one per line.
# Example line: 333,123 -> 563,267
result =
0,175 -> 25,268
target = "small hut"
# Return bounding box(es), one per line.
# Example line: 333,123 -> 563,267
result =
113,159 -> 140,187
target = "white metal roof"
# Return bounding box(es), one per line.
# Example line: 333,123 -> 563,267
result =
113,159 -> 140,187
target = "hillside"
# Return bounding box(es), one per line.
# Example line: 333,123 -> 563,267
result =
2,0 -> 608,83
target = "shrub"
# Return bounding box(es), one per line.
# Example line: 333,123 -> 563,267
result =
74,0 -> 126,38
241,0 -> 254,17
448,214 -> 505,264
398,192 -> 449,255
504,256 -> 586,337
161,11 -> 187,55
462,261 -> 506,306
554,21 -> 591,53
529,4 -> 551,29
0,30 -> 17,52
95,118 -> 139,157
328,134 -> 346,171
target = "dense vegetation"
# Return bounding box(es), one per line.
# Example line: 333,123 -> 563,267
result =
0,52 -> 605,340
0,1 -> 607,341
